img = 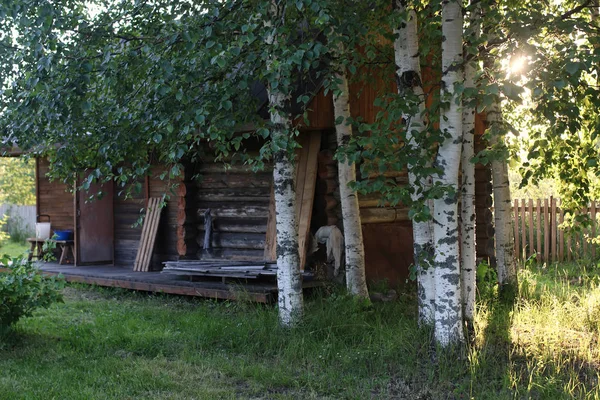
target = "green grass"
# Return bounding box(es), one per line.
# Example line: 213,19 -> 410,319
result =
1,261 -> 600,399
0,240 -> 29,259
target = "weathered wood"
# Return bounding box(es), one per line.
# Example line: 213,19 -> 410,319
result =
551,197 -> 557,263
317,164 -> 337,180
134,197 -> 163,272
196,204 -> 270,219
198,218 -> 268,234
544,198 -> 549,263
536,199 -> 542,263
592,201 -> 597,260
359,207 -> 410,224
514,199 -> 520,259
203,209 -> 213,250
528,199 -> 534,258
196,187 -> 270,202
559,206 -> 564,262
197,232 -> 266,250
196,173 -> 272,189
521,199 -> 527,258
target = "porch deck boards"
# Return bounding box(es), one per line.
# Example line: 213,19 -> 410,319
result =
38,263 -> 281,303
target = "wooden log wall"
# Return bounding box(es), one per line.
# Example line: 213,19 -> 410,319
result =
113,182 -> 145,266
36,158 -> 75,231
474,123 -> 496,265
148,165 -> 193,270
192,161 -> 273,261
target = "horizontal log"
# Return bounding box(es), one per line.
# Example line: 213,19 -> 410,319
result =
196,248 -> 265,262
360,207 -> 410,224
317,150 -> 335,167
327,216 -> 339,226
195,187 -> 270,202
475,207 -> 493,224
317,165 -> 337,180
476,223 -> 495,238
197,163 -> 257,174
315,178 -> 338,195
198,218 -> 268,234
196,204 -> 269,219
194,173 -> 272,189
196,232 -> 266,250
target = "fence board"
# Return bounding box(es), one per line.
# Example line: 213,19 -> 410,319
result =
544,199 -> 549,262
592,201 -> 597,260
0,204 -> 36,238
514,199 -> 520,259
521,199 -> 527,257
559,206 -> 564,262
536,199 -> 542,262
512,198 -> 600,263
551,197 -> 557,263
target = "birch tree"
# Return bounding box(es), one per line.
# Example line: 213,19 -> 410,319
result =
460,1 -> 481,322
332,68 -> 370,299
265,1 -> 303,326
433,0 -> 464,345
393,1 -> 435,324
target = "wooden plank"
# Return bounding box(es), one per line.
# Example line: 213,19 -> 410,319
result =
528,199 -> 534,258
551,197 -> 557,263
134,198 -> 163,272
521,199 -> 527,259
592,201 -> 597,260
264,186 -> 276,261
583,205 -> 589,257
42,271 -> 272,303
514,199 -> 520,260
263,131 -> 321,269
536,199 -> 542,263
559,205 -> 564,262
296,131 -> 321,271
544,198 -> 549,263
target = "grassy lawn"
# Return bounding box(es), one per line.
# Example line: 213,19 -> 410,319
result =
1,261 -> 599,399
0,240 -> 29,259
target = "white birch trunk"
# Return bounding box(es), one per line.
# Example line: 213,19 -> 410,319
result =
332,71 -> 370,299
394,2 -> 435,325
433,0 -> 464,346
266,2 -> 303,326
488,103 -> 517,291
460,2 -> 480,322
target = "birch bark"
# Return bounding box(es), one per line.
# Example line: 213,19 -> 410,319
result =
433,0 -> 464,346
265,2 -> 303,326
332,70 -> 370,299
460,2 -> 480,322
393,1 -> 435,325
488,103 -> 518,292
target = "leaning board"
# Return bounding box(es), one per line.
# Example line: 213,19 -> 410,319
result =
134,197 -> 163,272
264,131 -> 321,270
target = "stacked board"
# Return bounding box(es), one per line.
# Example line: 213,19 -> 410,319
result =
133,197 -> 163,272
161,260 -> 314,280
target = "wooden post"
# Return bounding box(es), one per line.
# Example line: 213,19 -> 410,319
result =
536,199 -> 542,263
559,205 -> 564,262
551,197 -> 557,263
583,205 -> 589,258
528,199 -> 534,258
544,198 -> 549,263
592,201 -> 597,260
521,199 -> 527,259
514,199 -> 520,260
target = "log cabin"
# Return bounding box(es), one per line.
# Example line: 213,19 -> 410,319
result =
2,59 -> 494,299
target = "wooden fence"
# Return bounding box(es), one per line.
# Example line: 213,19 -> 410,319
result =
513,197 -> 599,263
0,204 -> 36,238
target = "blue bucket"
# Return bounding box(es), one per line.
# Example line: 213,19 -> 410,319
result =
53,230 -> 73,241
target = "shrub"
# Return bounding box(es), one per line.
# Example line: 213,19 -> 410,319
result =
0,215 -> 10,247
0,255 -> 64,331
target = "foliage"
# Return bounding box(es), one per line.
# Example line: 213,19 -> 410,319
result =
41,235 -> 58,262
0,158 -> 35,205
0,255 -> 64,332
0,215 -> 9,247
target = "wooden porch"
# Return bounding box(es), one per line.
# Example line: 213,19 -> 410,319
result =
38,263 -> 319,303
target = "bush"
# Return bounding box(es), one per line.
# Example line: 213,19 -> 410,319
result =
0,215 -> 10,247
0,255 -> 64,331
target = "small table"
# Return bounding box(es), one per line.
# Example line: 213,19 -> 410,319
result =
27,238 -> 75,265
